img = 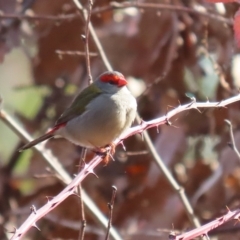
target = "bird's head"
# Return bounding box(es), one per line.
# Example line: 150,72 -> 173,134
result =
95,71 -> 128,93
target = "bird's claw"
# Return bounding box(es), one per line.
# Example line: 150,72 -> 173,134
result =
93,143 -> 116,165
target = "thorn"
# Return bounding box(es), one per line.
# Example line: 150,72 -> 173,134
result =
72,193 -> 81,198
156,125 -> 159,133
120,141 -> 126,151
187,101 -> 195,108
224,119 -> 231,125
169,223 -> 176,240
139,118 -> 145,125
193,106 -> 201,113
75,161 -> 86,170
166,118 -> 172,126
167,105 -> 176,110
109,152 -> 115,162
169,231 -> 176,240
107,202 -> 112,210
87,169 -> 99,178
234,218 -> 240,226
226,205 -> 231,212
178,99 -> 181,107
30,205 -> 37,214
32,223 -> 41,231
203,233 -> 210,239
84,162 -> 90,169
45,196 -> 53,202
185,92 -> 196,102
8,226 -> 17,234
81,34 -> 86,42
140,131 -> 144,141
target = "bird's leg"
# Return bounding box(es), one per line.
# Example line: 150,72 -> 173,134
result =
78,148 -> 87,171
93,143 -> 116,165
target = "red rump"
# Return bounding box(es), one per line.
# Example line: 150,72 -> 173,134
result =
48,122 -> 67,134
100,73 -> 127,87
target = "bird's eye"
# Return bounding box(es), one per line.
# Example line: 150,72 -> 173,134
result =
108,80 -> 115,85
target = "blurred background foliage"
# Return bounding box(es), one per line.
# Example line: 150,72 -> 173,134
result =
1,0 -> 240,239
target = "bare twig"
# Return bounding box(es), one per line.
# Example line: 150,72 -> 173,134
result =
199,20 -> 231,93
0,12 -> 79,21
0,3 -> 232,25
225,119 -> 240,162
83,0 -> 93,84
55,50 -> 98,58
92,1 -> 232,25
137,73 -> 166,100
105,186 -> 117,240
77,148 -> 87,240
137,116 -> 202,229
72,0 -> 112,71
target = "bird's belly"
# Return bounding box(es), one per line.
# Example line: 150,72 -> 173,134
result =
62,109 -> 126,148
58,91 -> 136,149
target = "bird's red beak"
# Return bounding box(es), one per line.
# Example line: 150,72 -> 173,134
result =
117,77 -> 127,87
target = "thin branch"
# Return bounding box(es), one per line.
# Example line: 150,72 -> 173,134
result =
105,186 -> 117,240
92,1 -> 233,25
72,0 -> 112,71
0,12 -> 79,21
77,148 -> 87,240
72,0 -> 93,84
225,119 -> 240,162
0,3 -> 232,25
199,20 -> 231,93
83,0 -> 93,84
55,50 -> 98,58
137,116 -> 202,229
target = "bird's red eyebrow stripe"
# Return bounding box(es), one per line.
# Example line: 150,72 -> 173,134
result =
100,74 -> 127,87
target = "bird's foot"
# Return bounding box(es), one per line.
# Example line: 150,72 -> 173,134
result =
93,143 -> 116,165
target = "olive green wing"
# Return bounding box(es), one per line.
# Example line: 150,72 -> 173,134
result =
56,84 -> 102,125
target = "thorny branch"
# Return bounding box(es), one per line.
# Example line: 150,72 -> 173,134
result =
7,94 -> 240,240
173,208 -> 240,240
0,109 -> 123,240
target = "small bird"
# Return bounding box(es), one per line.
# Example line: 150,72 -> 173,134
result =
19,71 -> 137,154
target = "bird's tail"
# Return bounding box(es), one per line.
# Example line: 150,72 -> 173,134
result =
19,132 -> 54,151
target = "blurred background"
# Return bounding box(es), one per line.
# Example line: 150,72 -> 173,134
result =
1,0 -> 240,239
